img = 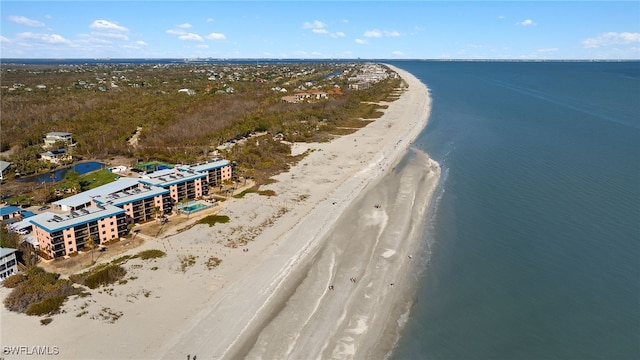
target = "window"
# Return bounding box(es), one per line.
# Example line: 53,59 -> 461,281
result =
102,224 -> 105,228
102,231 -> 106,235
67,234 -> 71,238
68,241 -> 72,245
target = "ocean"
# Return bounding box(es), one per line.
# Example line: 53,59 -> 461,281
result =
387,61 -> 640,360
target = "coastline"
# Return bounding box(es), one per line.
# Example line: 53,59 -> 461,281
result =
0,64 -> 439,359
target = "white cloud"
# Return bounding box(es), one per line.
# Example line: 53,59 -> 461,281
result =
16,32 -> 71,44
166,29 -> 185,35
330,32 -> 345,38
583,32 -> 640,48
516,19 -> 536,26
364,30 -> 382,38
384,30 -> 400,37
206,32 -> 226,40
355,38 -> 368,45
303,20 -> 326,31
178,23 -> 192,29
178,33 -> 204,42
90,20 -> 128,32
391,51 -> 405,56
1,35 -> 11,43
537,48 -> 559,53
134,40 -> 148,46
206,18 -> 214,23
9,16 -> 45,27
312,28 -> 328,34
92,32 -> 129,41
498,15 -> 505,20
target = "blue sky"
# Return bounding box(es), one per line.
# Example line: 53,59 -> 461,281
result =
1,1 -> 639,59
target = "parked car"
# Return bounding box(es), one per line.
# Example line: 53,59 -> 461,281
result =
17,228 -> 30,235
38,206 -> 50,211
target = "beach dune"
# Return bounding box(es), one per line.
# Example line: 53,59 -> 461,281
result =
0,65 -> 439,360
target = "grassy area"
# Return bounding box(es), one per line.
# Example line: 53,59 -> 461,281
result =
80,169 -> 120,190
137,249 -> 166,260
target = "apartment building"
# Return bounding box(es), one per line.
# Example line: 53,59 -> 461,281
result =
92,184 -> 171,224
29,204 -> 127,258
139,168 -> 206,203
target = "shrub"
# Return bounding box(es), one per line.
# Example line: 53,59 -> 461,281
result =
196,215 -> 230,227
26,296 -> 66,316
137,249 -> 166,260
3,267 -> 82,315
206,257 -> 222,270
2,273 -> 26,288
40,318 -> 53,326
83,265 -> 127,289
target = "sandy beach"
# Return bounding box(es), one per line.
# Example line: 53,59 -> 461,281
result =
0,64 -> 440,360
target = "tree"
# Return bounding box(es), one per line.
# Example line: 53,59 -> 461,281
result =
86,234 -> 97,265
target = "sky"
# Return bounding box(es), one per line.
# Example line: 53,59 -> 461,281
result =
1,1 -> 639,60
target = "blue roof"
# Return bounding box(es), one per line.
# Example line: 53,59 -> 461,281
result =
21,210 -> 36,218
0,206 -> 21,216
29,204 -> 125,233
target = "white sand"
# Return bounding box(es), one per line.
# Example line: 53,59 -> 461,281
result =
0,65 -> 439,360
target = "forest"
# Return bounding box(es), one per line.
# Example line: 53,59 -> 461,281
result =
1,61 -> 402,185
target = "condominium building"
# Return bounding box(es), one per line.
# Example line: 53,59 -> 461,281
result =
178,159 -> 233,190
92,184 -> 171,224
29,204 -> 127,258
139,169 -> 206,203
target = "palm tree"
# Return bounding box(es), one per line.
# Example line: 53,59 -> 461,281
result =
86,234 -> 97,265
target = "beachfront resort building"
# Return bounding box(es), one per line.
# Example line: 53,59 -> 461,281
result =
91,185 -> 172,224
43,131 -> 75,149
29,204 -> 128,258
178,159 -> 233,189
139,168 -> 206,203
27,158 -> 231,258
0,247 -> 18,280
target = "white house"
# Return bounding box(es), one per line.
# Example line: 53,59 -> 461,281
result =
0,247 -> 18,280
43,132 -> 75,149
40,149 -> 72,164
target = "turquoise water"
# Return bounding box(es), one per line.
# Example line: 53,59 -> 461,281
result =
388,61 -> 640,360
182,203 -> 209,214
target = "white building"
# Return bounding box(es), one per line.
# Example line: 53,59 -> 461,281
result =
0,247 -> 18,280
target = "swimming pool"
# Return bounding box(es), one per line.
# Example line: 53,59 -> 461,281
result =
181,203 -> 210,214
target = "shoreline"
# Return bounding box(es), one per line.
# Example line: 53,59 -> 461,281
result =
0,64 -> 439,360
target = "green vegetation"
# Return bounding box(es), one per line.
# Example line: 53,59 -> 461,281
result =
3,267 -> 83,316
196,215 -> 230,226
70,264 -> 127,289
137,249 -> 166,260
